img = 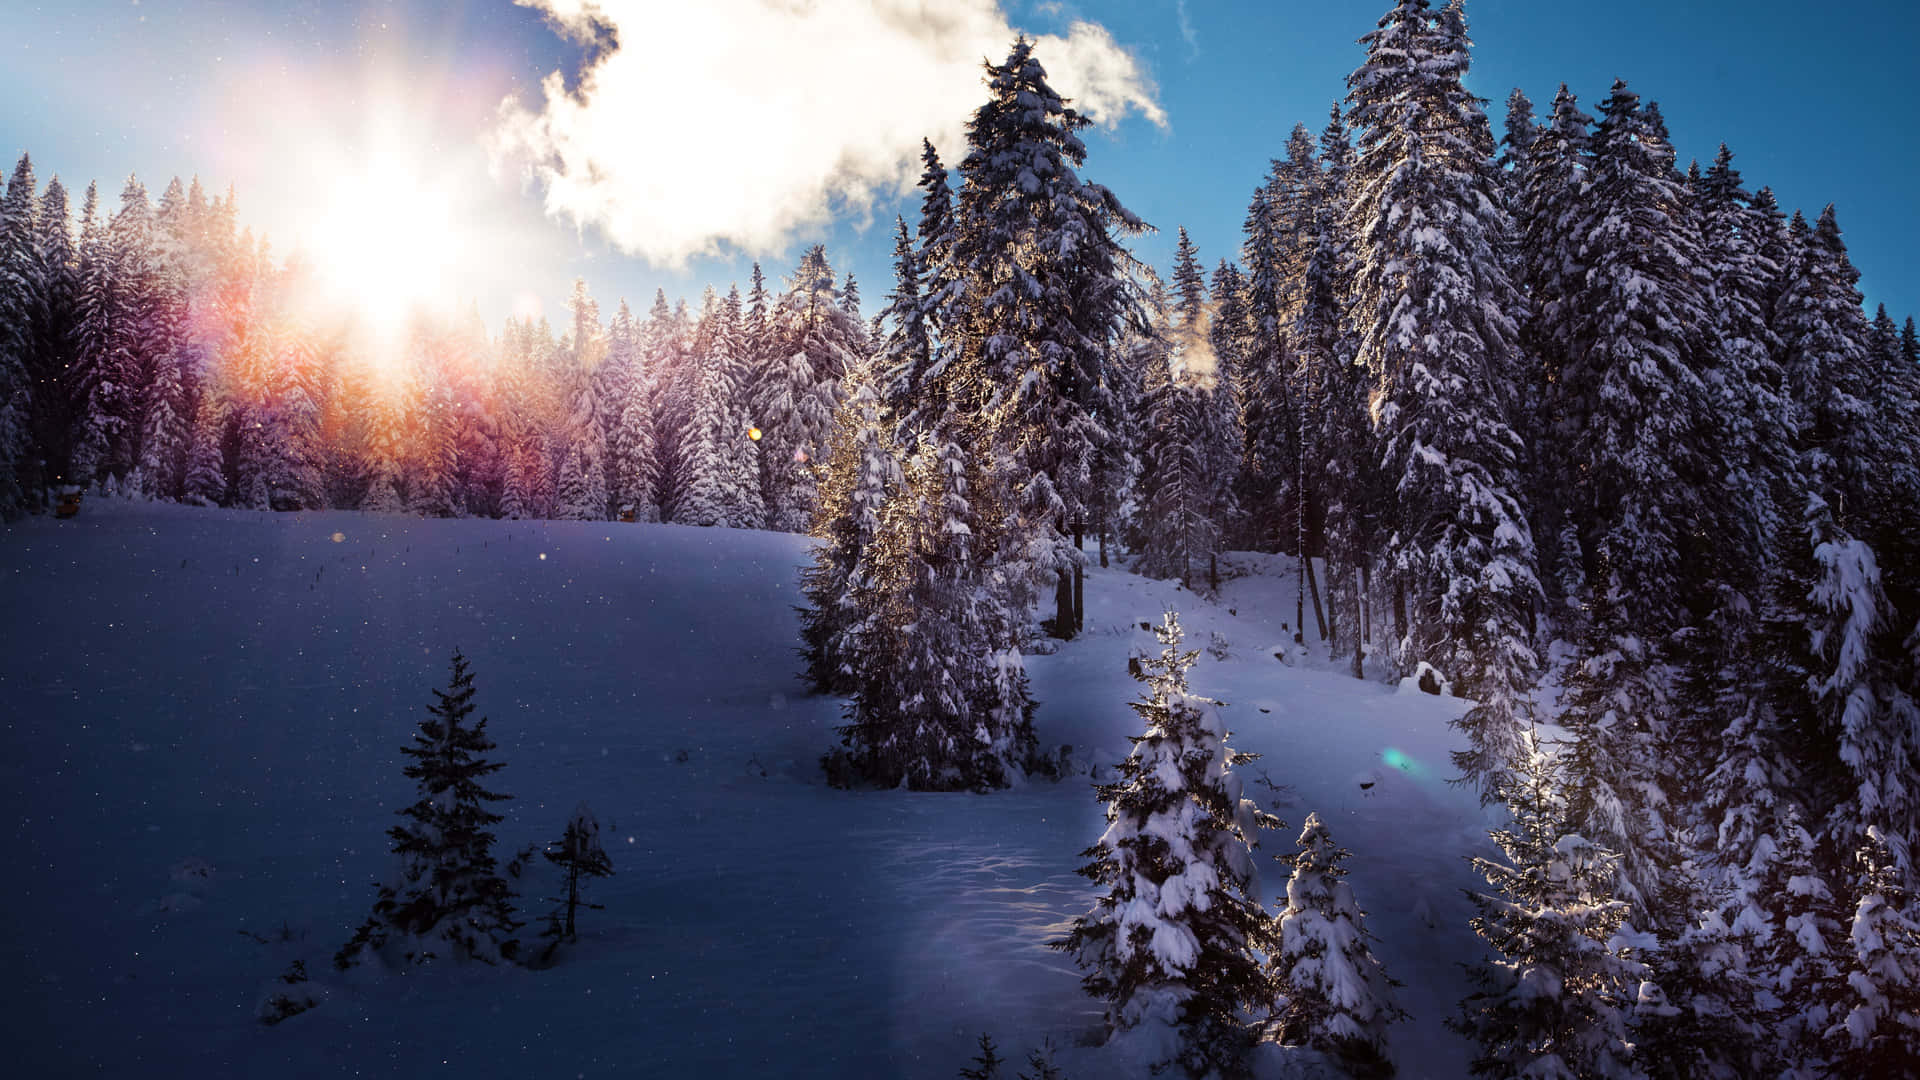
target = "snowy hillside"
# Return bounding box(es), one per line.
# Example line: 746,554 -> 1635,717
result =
1,500 -> 1499,1079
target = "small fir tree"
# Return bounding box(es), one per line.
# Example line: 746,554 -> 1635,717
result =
1272,811 -> 1406,1077
1450,731 -> 1646,1080
540,802 -> 614,953
1053,611 -> 1277,1078
336,649 -> 520,969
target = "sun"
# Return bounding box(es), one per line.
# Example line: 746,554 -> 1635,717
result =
301,143 -> 464,349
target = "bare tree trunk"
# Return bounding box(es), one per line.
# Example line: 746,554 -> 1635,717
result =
1306,556 -> 1327,640
1393,577 -> 1408,673
1054,569 -> 1075,640
1072,522 -> 1085,633
1352,563 -> 1367,680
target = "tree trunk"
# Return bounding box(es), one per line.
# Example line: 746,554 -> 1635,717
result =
1306,555 -> 1327,640
1054,569 -> 1075,640
1072,520 -> 1085,633
1351,564 -> 1367,680
1360,561 -> 1372,644
565,861 -> 580,938
1295,552 -> 1306,645
1393,577 -> 1408,671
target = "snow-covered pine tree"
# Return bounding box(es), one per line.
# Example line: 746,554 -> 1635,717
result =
1053,611 -> 1277,1077
1234,131 -> 1313,555
1511,85 -> 1591,614
70,175 -> 152,488
1344,0 -> 1539,797
181,391 -> 229,506
1176,229 -> 1239,582
1820,825 -> 1920,1076
540,802 -> 613,946
0,155 -> 34,516
1762,804 -> 1846,1074
1133,246 -> 1226,588
830,435 -> 1034,791
1271,811 -> 1405,1077
1450,731 -> 1647,1080
22,172 -> 84,504
676,286 -> 762,528
799,364 -> 902,695
1557,579 -> 1680,925
945,38 -> 1146,639
336,649 -> 520,969
556,442 -> 595,521
1801,493 -> 1918,884
1556,80 -> 1715,635
644,291 -> 695,520
607,394 -> 657,523
757,246 -> 854,533
885,140 -> 955,434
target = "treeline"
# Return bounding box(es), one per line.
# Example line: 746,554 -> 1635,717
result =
804,2 -> 1920,1077
0,164 -> 863,529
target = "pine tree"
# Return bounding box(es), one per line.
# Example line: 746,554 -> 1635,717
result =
799,367 -> 902,695
757,246 -> 854,532
1345,0 -> 1539,795
943,38 -> 1146,639
1558,581 -> 1680,924
182,392 -> 229,506
540,802 -> 613,945
1821,826 -> 1920,1076
1510,85 -> 1591,592
24,173 -> 83,503
1272,812 -> 1405,1076
1450,732 -> 1646,1080
1556,80 -> 1715,634
830,436 -> 1034,791
1134,261 -> 1224,588
1764,804 -> 1846,1073
0,154 -> 35,515
336,649 -> 520,969
677,286 -> 762,527
1053,612 -> 1277,1077
958,1033 -> 1006,1080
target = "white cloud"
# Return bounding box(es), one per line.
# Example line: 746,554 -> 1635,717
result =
489,0 -> 1166,267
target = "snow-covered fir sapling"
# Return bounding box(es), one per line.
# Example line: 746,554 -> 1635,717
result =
1449,729 -> 1646,1080
538,802 -> 614,960
1052,611 -> 1278,1078
1271,811 -> 1406,1077
335,648 -> 521,970
1820,825 -> 1920,1077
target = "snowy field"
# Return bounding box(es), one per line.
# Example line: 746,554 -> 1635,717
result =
0,500 -> 1501,1078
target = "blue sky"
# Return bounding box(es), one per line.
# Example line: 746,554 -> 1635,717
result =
3,1 -> 1912,328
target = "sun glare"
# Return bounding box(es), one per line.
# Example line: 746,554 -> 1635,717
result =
305,152 -> 461,348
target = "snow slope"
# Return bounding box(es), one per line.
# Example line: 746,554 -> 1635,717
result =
0,500 -> 1497,1078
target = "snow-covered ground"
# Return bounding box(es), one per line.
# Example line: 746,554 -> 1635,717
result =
0,500 -> 1500,1078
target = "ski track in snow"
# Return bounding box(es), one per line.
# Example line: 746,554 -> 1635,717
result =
0,500 -> 1499,1079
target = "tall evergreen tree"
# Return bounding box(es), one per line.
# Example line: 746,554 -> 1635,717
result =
943,38 -> 1147,639
1344,0 -> 1539,796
